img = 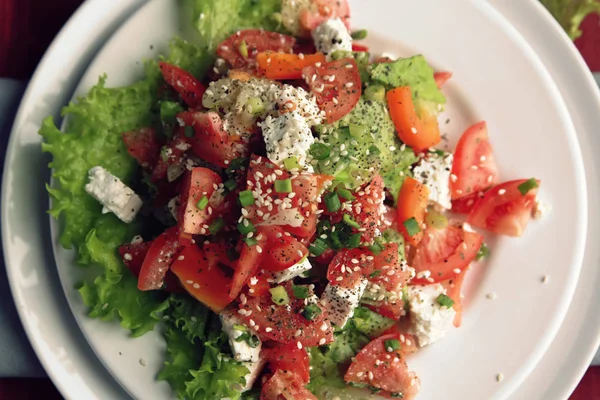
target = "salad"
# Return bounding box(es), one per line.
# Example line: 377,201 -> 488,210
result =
41,0 -> 545,399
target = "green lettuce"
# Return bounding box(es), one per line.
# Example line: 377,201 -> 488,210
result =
540,0 -> 600,40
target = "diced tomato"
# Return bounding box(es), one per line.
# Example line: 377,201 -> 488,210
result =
467,179 -> 540,237
397,177 -> 429,246
451,192 -> 484,214
171,244 -> 233,312
151,132 -> 189,182
177,167 -> 223,236
177,111 -> 244,168
352,43 -> 369,52
345,334 -> 420,399
119,241 -> 151,277
239,283 -> 334,347
387,86 -> 441,154
262,226 -> 309,272
299,0 -> 351,32
257,51 -> 325,80
217,30 -> 296,70
246,272 -> 271,297
450,121 -> 499,200
411,225 -> 483,284
302,58 -> 361,123
327,248 -> 373,288
262,342 -> 310,383
138,227 -> 181,291
121,127 -> 162,169
313,247 -> 335,265
261,370 -> 318,400
351,175 -> 385,243
441,270 -> 467,328
158,62 -> 206,109
380,323 -> 420,355
203,241 -> 236,270
230,230 -> 268,299
434,71 -> 452,88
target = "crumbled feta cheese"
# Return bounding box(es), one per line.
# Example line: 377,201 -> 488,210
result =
260,111 -> 315,167
532,200 -> 550,220
84,166 -> 142,223
167,196 -> 180,221
257,207 -> 305,228
272,257 -> 312,283
281,0 -> 311,36
407,284 -> 456,347
220,311 -> 262,362
312,18 -> 353,56
412,152 -> 454,209
321,279 -> 368,328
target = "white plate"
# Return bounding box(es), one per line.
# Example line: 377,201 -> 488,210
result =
1,1 -> 597,400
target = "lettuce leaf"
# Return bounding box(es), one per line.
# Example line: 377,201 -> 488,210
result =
540,0 -> 600,40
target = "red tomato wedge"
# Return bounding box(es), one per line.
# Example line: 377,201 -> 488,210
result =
302,58 -> 361,123
327,248 -> 373,288
262,342 -> 310,383
262,226 -> 309,272
434,71 -> 452,88
381,324 -> 420,355
158,62 -> 206,109
151,132 -> 189,182
119,241 -> 151,278
261,370 -> 318,400
352,43 -> 369,52
299,0 -> 351,32
171,244 -> 233,312
138,227 -> 181,291
230,230 -> 268,299
467,179 -> 540,237
121,127 -> 162,169
177,167 -> 223,236
387,86 -> 441,154
203,241 -> 236,270
450,121 -> 499,200
397,177 -> 429,246
411,226 -> 483,284
441,270 -> 467,328
177,111 -> 245,168
256,51 -> 325,80
345,334 -> 420,399
238,283 -> 334,347
217,30 -> 296,70
451,192 -> 484,214
351,175 -> 385,243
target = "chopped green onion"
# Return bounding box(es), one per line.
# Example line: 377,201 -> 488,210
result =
184,126 -> 194,138
274,178 -> 293,193
239,40 -> 249,58
235,331 -> 260,348
233,323 -> 247,331
239,190 -> 255,207
196,196 -> 209,210
368,239 -> 384,255
403,217 -> 421,237
309,143 -> 330,160
369,270 -> 381,278
237,220 -> 256,236
384,339 -> 401,352
159,101 -> 184,126
208,217 -> 225,235
402,286 -> 409,303
226,247 -> 240,262
309,238 -> 329,257
347,233 -> 362,248
160,146 -> 170,163
283,156 -> 301,171
364,85 -> 386,103
292,285 -> 310,299
246,97 -> 265,116
518,178 -> 539,196
476,243 -> 489,261
351,29 -> 368,40
426,208 -> 448,229
436,294 -> 455,308
343,214 -> 361,229
226,157 -> 248,174
337,188 -> 355,201
390,392 -> 404,398
349,124 -> 367,138
244,237 -> 258,247
302,304 -> 322,321
270,286 -> 289,306
330,230 -> 344,250
224,179 -> 237,192
324,192 -> 341,213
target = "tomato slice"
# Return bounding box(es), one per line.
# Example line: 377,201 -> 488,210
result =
352,43 -> 369,52
121,127 -> 162,169
351,175 -> 385,243
151,132 -> 189,182
217,30 -> 296,70
327,248 -> 373,288
171,244 -> 233,312
397,177 -> 429,246
230,231 -> 268,299
299,0 -> 351,32
262,226 -> 309,272
177,111 -> 245,168
450,192 -> 484,214
387,86 -> 441,154
450,121 -> 499,200
158,62 -> 206,109
441,269 -> 467,328
138,227 -> 181,291
261,370 -> 318,400
302,58 -> 361,123
203,241 -> 236,270
434,71 -> 452,88
177,167 -> 223,236
119,241 -> 151,278
467,179 -> 540,236
256,51 -> 325,80
411,225 -> 483,284
262,342 -> 310,383
344,334 -> 420,398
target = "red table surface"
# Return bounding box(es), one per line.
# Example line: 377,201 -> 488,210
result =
0,0 -> 599,399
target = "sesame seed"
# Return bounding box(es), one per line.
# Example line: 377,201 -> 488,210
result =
453,268 -> 461,274
295,329 -> 302,337
238,309 -> 247,315
541,275 -> 549,284
336,276 -> 344,282
471,165 -> 479,170
297,341 -> 303,349
411,127 -> 418,134
368,371 -> 374,380
345,82 -> 354,88
356,372 -> 364,377
192,283 -> 200,289
177,255 -> 185,261
487,175 -> 493,183
265,327 -> 273,332
320,322 -> 328,331
496,373 -> 504,382
450,174 -> 458,182
319,338 -> 326,345
387,270 -> 395,276
486,292 -> 497,299
498,189 -> 506,195
256,245 -> 263,253
480,155 -> 487,162
249,319 -> 255,327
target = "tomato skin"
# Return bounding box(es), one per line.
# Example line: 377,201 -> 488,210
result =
327,248 -> 372,288
450,121 -> 499,200
177,167 -> 223,236
230,230 -> 268,299
138,227 -> 181,291
171,244 -> 233,312
262,342 -> 310,383
257,51 -> 325,80
302,58 -> 362,123
352,43 -> 369,52
411,226 -> 483,284
121,127 -> 162,169
119,241 -> 151,278
299,0 -> 351,32
434,71 -> 452,88
217,30 -> 296,70
260,370 -> 318,400
467,179 -> 540,237
397,177 -> 429,246
451,192 -> 484,214
262,226 -> 309,272
158,62 -> 206,109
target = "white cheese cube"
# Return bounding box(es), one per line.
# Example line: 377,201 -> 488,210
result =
220,311 -> 262,363
407,284 -> 456,347
412,152 -> 454,210
257,208 -> 305,228
272,257 -> 312,284
321,278 -> 368,328
260,111 -> 315,168
311,18 -> 353,56
238,358 -> 266,392
84,166 -> 142,223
